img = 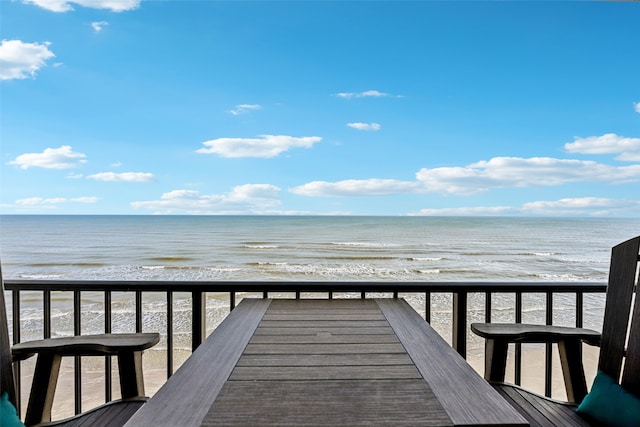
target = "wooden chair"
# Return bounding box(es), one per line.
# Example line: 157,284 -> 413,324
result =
1,265 -> 160,426
471,235 -> 640,426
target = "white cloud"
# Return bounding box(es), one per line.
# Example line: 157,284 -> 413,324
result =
22,0 -> 140,12
197,135 -> 321,158
229,104 -> 262,115
131,184 -> 281,214
634,102 -> 640,113
565,133 -> 640,161
290,179 -> 420,197
335,90 -> 400,99
91,21 -> 109,32
15,196 -> 99,206
416,157 -> 640,194
523,197 -> 617,210
87,172 -> 154,182
412,206 -> 518,216
347,122 -> 381,131
291,156 -> 640,198
10,146 -> 87,169
0,39 -> 55,80
413,198 -> 640,217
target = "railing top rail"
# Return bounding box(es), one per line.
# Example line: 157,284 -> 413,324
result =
3,280 -> 608,293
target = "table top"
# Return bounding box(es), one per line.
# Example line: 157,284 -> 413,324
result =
125,298 -> 528,426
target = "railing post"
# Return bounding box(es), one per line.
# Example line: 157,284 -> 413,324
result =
167,292 -> 173,378
576,292 -> 583,328
545,291 -> 553,397
12,290 -> 21,416
135,291 -> 143,333
515,291 -> 523,386
425,292 -> 431,323
74,290 -> 82,415
104,291 -> 112,401
43,290 -> 51,339
484,291 -> 491,322
452,292 -> 467,358
192,291 -> 206,351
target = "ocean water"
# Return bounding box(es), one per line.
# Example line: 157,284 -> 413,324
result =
2,215 -> 638,282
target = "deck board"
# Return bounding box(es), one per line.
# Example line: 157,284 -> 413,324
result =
248,333 -> 399,344
253,326 -> 394,335
258,319 -> 390,327
236,353 -> 413,366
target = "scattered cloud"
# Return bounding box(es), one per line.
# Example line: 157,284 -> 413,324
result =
87,172 -> 154,182
229,104 -> 262,115
416,157 -> 640,194
565,133 -> 640,161
412,206 -> 518,216
9,146 -> 87,169
522,197 -> 622,211
291,156 -> 640,197
413,198 -> 640,217
111,161 -> 122,168
334,90 -> 401,99
634,102 -> 640,113
66,173 -> 84,179
0,39 -> 55,80
197,134 -> 322,158
91,21 -> 109,32
14,196 -> 99,206
347,122 -> 381,131
290,179 -> 420,197
131,184 -> 281,214
22,0 -> 140,12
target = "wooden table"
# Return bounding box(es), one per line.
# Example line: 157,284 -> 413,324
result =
126,298 -> 528,426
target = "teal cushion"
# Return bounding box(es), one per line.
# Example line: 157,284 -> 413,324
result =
577,370 -> 640,427
0,392 -> 25,427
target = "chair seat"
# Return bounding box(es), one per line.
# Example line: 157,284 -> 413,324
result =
34,398 -> 147,427
492,383 -> 595,427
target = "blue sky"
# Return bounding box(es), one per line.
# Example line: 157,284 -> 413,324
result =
1,1 -> 639,216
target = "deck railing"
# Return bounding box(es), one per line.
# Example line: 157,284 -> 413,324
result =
4,280 -> 607,417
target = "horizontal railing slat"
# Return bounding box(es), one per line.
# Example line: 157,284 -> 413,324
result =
4,280 -> 608,293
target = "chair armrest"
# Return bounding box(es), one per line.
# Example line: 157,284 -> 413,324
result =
471,323 -> 600,403
14,333 -> 159,425
471,323 -> 601,346
12,333 -> 159,362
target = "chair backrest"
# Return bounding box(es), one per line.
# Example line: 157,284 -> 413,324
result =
0,264 -> 17,407
598,235 -> 640,397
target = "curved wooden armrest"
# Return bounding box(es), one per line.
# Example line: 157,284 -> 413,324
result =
471,323 -> 601,345
471,323 -> 599,404
12,333 -> 159,426
12,333 -> 160,361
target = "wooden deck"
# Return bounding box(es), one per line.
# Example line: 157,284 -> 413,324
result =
125,298 -> 528,426
204,299 -> 450,426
